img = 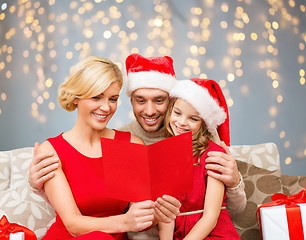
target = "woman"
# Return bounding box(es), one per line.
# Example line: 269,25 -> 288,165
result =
39,56 -> 171,239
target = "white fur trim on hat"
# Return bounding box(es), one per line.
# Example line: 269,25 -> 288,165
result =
170,80 -> 226,129
126,71 -> 176,97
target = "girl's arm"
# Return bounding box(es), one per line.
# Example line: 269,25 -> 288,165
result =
40,141 -> 155,237
158,221 -> 174,240
183,176 -> 224,240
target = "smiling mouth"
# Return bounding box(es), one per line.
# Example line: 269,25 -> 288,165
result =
93,112 -> 107,120
143,116 -> 159,125
174,125 -> 189,133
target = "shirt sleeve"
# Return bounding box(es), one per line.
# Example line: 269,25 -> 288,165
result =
225,172 -> 247,216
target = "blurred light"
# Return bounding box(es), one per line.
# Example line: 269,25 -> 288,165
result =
269,106 -> 277,116
279,131 -> 285,138
227,73 -> 235,82
1,93 -> 7,101
285,157 -> 292,165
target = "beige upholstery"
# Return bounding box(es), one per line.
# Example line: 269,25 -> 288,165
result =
0,144 -> 305,239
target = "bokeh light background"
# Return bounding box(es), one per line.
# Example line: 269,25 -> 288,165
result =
0,0 -> 305,175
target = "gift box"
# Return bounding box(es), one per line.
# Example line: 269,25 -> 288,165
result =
0,215 -> 37,240
0,232 -> 25,240
257,189 -> 306,240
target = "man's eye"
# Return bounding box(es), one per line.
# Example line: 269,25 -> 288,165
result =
136,99 -> 144,103
156,99 -> 164,104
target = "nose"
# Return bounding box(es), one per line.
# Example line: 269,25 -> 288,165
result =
99,100 -> 110,112
178,116 -> 187,126
144,101 -> 156,116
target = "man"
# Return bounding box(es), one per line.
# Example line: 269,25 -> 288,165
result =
29,53 -> 246,238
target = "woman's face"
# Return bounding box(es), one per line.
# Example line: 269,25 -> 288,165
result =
74,82 -> 121,131
170,98 -> 202,136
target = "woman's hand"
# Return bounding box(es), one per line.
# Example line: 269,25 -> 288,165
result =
154,195 -> 181,223
124,201 -> 155,232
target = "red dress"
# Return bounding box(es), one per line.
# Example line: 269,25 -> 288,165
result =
42,130 -> 130,240
174,140 -> 240,240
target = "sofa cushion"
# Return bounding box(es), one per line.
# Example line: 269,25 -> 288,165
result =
0,147 -> 55,240
231,142 -> 280,171
281,174 -> 306,196
0,150 -> 11,191
232,160 -> 283,240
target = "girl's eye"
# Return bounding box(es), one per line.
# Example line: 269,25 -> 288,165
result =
190,117 -> 200,122
110,98 -> 118,102
174,111 -> 181,115
92,96 -> 100,100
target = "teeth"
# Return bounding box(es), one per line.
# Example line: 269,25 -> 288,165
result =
93,113 -> 107,119
144,118 -> 156,122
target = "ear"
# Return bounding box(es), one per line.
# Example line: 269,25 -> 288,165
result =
72,98 -> 79,105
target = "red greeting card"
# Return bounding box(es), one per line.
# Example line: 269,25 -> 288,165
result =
101,132 -> 194,202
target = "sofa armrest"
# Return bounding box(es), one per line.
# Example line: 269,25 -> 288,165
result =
281,174 -> 306,196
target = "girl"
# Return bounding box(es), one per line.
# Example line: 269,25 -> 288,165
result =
38,56 -> 179,239
159,78 -> 240,240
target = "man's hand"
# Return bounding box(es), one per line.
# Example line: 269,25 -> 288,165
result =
29,142 -> 59,192
205,141 -> 240,188
154,195 -> 181,223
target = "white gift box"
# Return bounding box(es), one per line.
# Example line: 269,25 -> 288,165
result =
0,232 -> 24,240
259,203 -> 306,240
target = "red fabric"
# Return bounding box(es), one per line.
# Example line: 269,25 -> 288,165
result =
174,141 -> 240,240
42,130 -> 130,240
0,215 -> 37,240
125,53 -> 175,77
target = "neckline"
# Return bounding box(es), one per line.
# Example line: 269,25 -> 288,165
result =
60,133 -> 102,160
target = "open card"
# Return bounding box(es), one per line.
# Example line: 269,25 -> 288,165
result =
101,132 -> 194,202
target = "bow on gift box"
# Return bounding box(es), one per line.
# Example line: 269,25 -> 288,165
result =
257,187 -> 306,240
0,215 -> 37,240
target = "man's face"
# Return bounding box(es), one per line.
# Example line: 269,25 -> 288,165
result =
131,88 -> 170,133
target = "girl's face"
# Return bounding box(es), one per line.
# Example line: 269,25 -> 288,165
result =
74,82 -> 120,131
170,98 -> 202,136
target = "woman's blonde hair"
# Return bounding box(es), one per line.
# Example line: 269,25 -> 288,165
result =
58,56 -> 123,112
164,98 -> 212,164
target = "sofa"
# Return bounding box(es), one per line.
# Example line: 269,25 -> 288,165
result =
0,143 -> 305,240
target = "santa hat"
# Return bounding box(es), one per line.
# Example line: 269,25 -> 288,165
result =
125,53 -> 176,96
170,78 -> 230,146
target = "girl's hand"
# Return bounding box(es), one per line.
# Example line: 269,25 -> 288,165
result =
205,141 -> 240,188
154,195 -> 181,223
125,200 -> 155,232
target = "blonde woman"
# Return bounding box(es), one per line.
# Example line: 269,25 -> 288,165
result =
39,56 -> 179,240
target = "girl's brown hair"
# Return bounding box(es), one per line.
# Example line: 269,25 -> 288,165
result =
164,98 -> 212,164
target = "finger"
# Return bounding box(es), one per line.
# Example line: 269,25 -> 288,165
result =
154,205 -> 173,223
220,141 -> 231,155
206,156 -> 229,168
134,200 -> 155,209
207,170 -> 225,182
162,195 -> 181,209
155,199 -> 177,220
205,163 -> 227,174
35,162 -> 59,179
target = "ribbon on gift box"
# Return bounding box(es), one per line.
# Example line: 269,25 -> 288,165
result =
0,215 -> 37,240
256,187 -> 306,240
